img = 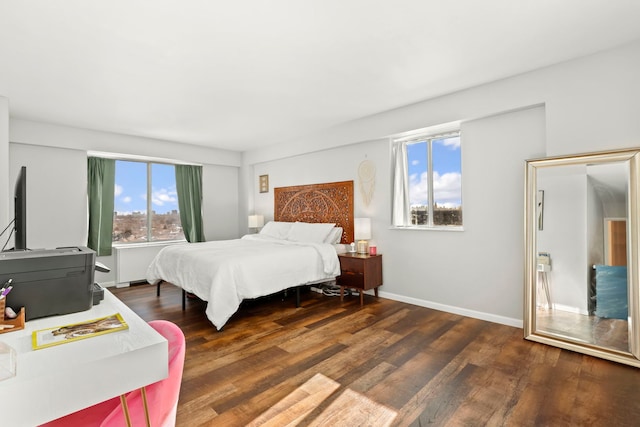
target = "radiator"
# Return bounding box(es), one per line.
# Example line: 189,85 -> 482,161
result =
114,243 -> 177,285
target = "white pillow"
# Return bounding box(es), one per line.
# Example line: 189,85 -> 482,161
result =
323,227 -> 343,244
286,222 -> 336,243
334,243 -> 348,254
259,221 -> 294,240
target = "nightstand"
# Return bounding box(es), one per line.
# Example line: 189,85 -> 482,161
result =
336,253 -> 382,306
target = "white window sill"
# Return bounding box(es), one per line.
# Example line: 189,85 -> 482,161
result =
389,225 -> 464,232
112,239 -> 188,249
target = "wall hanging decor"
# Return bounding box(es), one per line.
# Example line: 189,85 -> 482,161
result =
259,175 -> 269,193
358,159 -> 376,207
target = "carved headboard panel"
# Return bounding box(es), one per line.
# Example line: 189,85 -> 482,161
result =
274,180 -> 354,244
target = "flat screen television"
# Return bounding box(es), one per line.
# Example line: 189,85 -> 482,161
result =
14,166 -> 27,251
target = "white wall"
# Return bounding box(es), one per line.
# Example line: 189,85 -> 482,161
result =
10,119 -> 241,167
243,40 -> 640,327
245,40 -> 640,167
537,169 -> 588,313
587,176 -> 605,278
203,163 -> 239,241
10,143 -> 88,249
253,139 -> 387,223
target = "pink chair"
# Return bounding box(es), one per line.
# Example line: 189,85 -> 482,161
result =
40,320 -> 186,427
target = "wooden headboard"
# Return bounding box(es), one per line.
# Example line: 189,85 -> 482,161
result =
274,180 -> 354,244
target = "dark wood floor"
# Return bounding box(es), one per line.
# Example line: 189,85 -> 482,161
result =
111,284 -> 640,426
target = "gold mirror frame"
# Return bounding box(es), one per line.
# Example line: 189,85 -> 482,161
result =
524,148 -> 640,367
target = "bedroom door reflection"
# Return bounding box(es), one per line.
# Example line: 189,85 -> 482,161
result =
605,219 -> 627,266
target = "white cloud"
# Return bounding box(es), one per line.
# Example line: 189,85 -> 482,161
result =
433,171 -> 462,207
152,188 -> 178,207
409,171 -> 461,207
409,172 -> 428,205
411,159 -> 420,166
440,136 -> 461,150
115,185 -> 133,206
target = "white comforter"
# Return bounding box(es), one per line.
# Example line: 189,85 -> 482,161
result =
146,234 -> 340,330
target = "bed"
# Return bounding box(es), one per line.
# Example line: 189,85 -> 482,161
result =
146,180 -> 354,330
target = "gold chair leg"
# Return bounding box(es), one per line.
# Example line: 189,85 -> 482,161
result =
120,387 -> 150,427
141,386 -> 151,427
120,394 -> 132,427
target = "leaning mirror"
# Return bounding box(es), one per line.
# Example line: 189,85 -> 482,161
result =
524,148 -> 640,367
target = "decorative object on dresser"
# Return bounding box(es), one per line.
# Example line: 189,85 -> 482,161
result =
336,253 -> 382,306
354,217 -> 372,254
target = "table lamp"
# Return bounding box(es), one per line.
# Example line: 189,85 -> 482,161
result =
354,218 -> 371,254
248,214 -> 264,233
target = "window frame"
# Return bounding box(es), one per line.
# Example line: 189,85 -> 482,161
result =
392,130 -> 463,231
112,159 -> 186,245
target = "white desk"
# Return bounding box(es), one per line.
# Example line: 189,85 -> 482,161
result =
0,289 -> 168,426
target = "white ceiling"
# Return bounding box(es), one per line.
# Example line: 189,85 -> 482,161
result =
2,1 -> 640,152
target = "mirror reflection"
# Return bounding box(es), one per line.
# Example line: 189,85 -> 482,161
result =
535,161 -> 629,352
525,149 -> 640,367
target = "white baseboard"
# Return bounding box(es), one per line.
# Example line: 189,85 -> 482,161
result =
99,281 -> 130,289
378,290 -> 523,328
552,303 -> 588,316
311,283 -> 522,328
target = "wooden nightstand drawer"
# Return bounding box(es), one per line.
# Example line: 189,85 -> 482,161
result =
338,257 -> 364,274
336,253 -> 382,306
336,269 -> 365,288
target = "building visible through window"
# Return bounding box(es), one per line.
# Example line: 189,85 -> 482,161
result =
113,160 -> 185,243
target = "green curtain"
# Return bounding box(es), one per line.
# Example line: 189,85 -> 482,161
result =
175,164 -> 205,243
87,157 -> 115,256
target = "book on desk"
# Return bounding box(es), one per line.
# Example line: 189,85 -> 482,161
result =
32,313 -> 128,350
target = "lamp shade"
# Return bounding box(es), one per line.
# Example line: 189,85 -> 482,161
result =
248,215 -> 264,228
354,218 -> 371,240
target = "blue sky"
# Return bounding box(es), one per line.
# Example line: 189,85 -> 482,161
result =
114,161 -> 179,214
407,136 -> 462,208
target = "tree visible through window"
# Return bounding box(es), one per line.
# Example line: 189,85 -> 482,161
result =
112,160 -> 185,243
405,133 -> 462,227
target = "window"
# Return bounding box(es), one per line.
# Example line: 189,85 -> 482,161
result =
113,160 -> 185,243
392,132 -> 462,228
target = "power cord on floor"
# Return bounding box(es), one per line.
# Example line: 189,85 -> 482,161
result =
320,283 -> 359,297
